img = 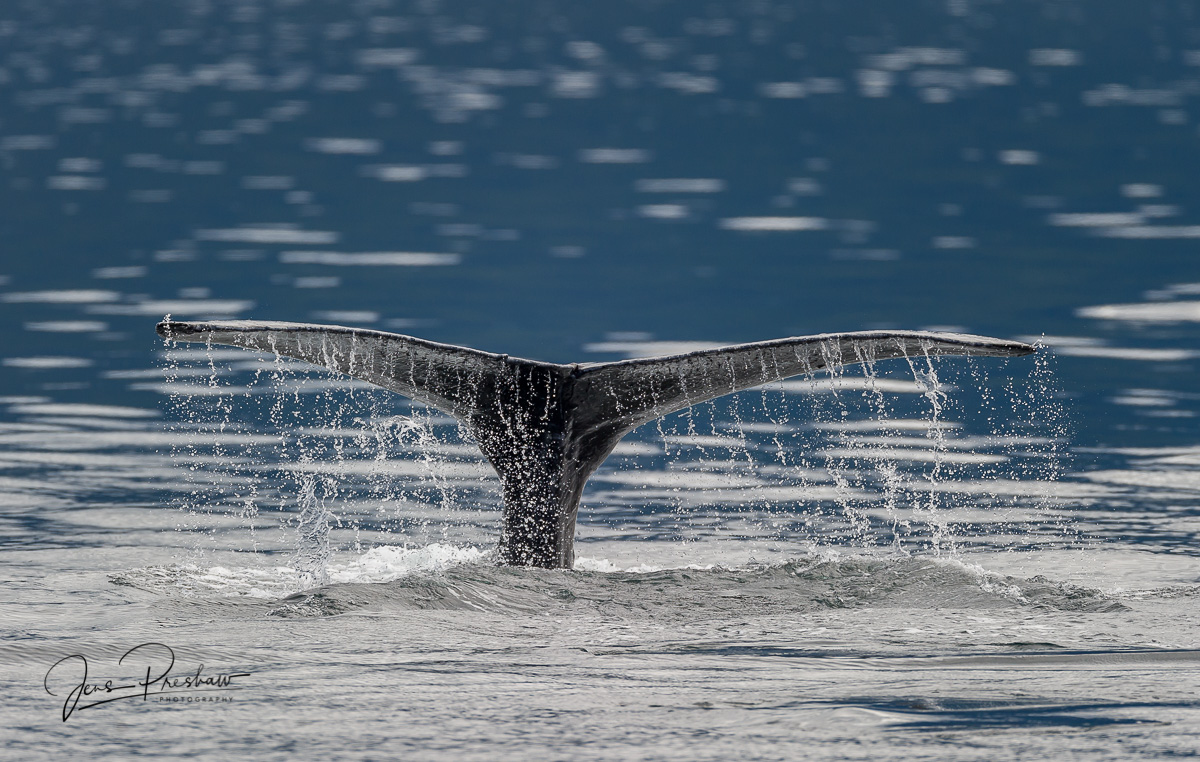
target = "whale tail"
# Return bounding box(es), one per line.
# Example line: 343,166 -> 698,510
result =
157,320 -> 1035,568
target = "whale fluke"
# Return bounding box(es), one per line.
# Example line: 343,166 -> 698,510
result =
157,319 -> 1035,568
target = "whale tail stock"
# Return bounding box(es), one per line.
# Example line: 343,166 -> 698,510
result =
156,319 -> 1035,568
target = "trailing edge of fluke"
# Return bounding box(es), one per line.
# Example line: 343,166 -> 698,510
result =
156,319 -> 1035,569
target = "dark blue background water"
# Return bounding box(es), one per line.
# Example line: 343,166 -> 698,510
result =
2,0 -> 1198,453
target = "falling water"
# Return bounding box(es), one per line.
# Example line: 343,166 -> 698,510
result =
161,338 -> 1070,582
596,342 -> 1071,557
162,343 -> 501,583
293,470 -> 333,585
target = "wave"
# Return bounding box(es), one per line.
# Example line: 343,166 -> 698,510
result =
109,545 -> 1127,618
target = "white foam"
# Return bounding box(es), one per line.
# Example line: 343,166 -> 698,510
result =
328,544 -> 488,582
933,556 -> 1030,603
181,543 -> 489,598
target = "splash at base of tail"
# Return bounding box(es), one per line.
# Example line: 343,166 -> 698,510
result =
156,319 -> 1035,569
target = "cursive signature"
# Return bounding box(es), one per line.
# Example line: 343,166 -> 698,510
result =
44,642 -> 250,722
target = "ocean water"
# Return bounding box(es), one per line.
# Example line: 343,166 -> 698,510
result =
2,1 -> 1199,758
